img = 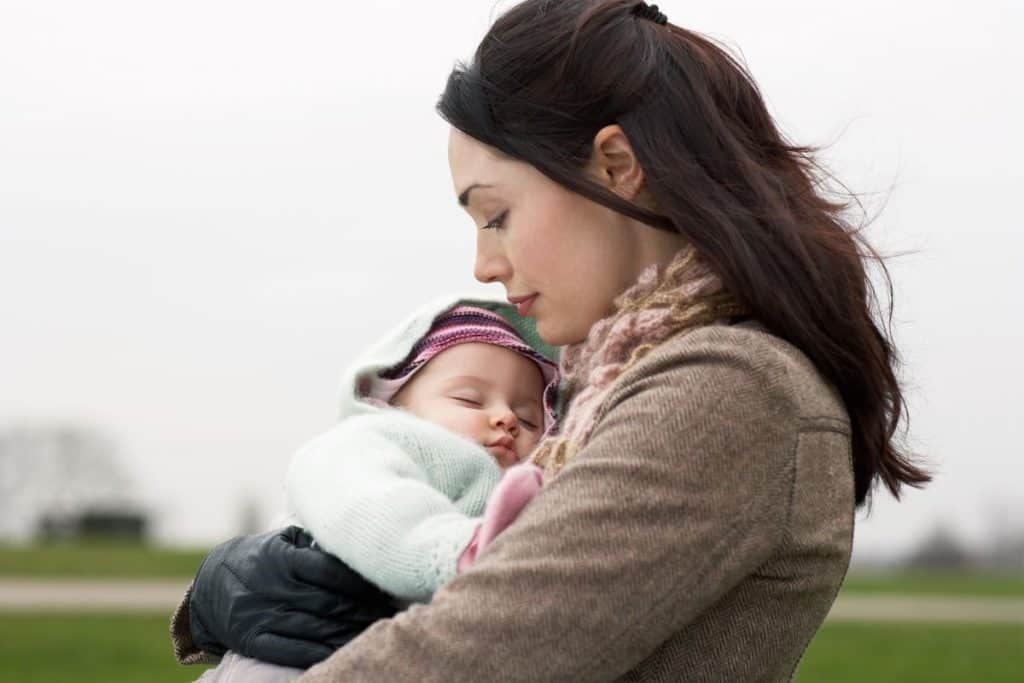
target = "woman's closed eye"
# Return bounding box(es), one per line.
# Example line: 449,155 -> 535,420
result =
480,209 -> 508,231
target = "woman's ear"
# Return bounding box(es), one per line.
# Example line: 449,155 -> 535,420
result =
587,124 -> 645,200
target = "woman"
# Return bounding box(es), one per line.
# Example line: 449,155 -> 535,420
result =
172,1 -> 929,680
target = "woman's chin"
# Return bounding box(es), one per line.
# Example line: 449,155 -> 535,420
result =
536,317 -> 588,347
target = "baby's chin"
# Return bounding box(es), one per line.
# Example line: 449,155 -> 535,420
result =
486,444 -> 520,469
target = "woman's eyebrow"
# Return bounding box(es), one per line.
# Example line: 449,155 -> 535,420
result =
457,183 -> 493,207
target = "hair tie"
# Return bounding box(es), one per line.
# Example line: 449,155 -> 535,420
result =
632,2 -> 668,26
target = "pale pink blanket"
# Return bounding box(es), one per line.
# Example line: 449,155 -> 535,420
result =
458,461 -> 544,572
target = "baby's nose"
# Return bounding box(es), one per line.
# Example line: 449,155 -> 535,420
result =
493,409 -> 519,433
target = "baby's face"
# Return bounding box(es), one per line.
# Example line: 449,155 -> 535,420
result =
390,342 -> 546,468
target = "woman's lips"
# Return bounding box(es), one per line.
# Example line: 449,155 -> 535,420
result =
514,294 -> 538,317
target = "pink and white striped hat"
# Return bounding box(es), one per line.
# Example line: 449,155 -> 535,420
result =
365,305 -> 560,432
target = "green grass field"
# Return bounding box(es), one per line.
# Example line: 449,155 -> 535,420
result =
0,612 -> 212,683
4,542 -> 1023,596
798,622 -> 1024,682
839,571 -> 1024,597
0,542 -> 209,579
0,612 -> 1019,682
2,544 -> 1022,680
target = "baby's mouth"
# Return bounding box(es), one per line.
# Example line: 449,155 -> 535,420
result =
487,444 -> 519,467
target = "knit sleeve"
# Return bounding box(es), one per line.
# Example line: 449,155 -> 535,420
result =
285,415 -> 499,603
295,326 -> 833,682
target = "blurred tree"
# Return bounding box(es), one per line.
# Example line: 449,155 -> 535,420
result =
983,513 -> 1024,571
236,494 -> 266,535
905,525 -> 974,571
0,422 -> 144,542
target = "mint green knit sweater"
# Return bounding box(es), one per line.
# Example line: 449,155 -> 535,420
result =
286,409 -> 502,602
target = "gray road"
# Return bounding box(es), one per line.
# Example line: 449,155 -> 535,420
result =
1,580 -> 1023,623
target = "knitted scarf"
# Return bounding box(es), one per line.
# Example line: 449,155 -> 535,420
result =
530,244 -> 746,479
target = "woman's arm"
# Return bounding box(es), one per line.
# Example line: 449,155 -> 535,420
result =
297,328 -> 805,682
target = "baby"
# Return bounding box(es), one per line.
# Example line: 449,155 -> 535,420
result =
195,298 -> 560,682
287,301 -> 559,602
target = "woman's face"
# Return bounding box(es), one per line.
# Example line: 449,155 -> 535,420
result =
447,128 -> 649,346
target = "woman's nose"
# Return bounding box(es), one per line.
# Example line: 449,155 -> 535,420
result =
474,238 -> 512,284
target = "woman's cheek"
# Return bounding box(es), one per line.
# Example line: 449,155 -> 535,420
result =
512,226 -> 559,284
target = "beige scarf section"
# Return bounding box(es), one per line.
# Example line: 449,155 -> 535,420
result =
530,244 -> 746,479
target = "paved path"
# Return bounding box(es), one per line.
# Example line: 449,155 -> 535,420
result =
1,580 -> 1023,623
827,595 -> 1024,624
0,579 -> 189,612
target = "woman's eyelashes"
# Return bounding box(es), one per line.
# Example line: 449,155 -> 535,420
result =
480,209 -> 508,231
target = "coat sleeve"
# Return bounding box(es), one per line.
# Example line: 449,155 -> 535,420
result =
285,418 -> 487,603
169,580 -> 220,665
296,330 -> 802,682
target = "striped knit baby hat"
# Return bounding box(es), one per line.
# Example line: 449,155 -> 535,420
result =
367,305 -> 561,432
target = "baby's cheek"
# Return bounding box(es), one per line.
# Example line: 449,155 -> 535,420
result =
435,409 -> 478,444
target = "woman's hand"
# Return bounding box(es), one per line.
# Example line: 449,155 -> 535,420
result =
188,525 -> 399,668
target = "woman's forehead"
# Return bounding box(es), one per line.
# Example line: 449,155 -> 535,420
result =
448,129 -> 516,193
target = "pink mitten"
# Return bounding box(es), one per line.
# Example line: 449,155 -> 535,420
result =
458,462 -> 544,572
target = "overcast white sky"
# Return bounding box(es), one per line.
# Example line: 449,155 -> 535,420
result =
1,0 -> 1021,560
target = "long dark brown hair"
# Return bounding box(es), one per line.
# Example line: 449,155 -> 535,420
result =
437,0 -> 928,505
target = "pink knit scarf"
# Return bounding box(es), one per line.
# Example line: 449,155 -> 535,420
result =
530,244 -> 745,479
